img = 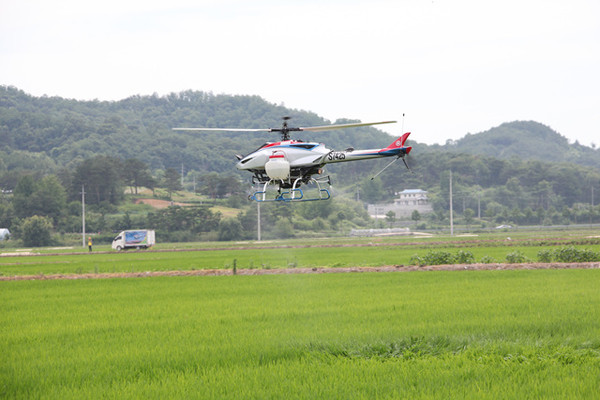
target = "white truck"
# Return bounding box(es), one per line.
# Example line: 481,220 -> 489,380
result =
111,230 -> 155,251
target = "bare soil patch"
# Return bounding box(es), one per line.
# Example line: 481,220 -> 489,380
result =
134,198 -> 191,208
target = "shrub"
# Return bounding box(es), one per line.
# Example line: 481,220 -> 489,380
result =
577,248 -> 599,262
480,255 -> 497,264
411,250 -> 475,266
553,246 -> 600,263
311,218 -> 327,231
218,218 -> 243,241
537,249 -> 553,263
417,251 -> 455,266
409,254 -> 425,266
21,216 -> 53,247
158,230 -> 197,243
293,218 -> 313,231
274,218 -> 295,239
505,250 -> 527,264
455,250 -> 475,264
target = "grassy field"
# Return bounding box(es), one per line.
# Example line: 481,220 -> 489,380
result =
1,232 -> 599,277
2,231 -> 600,398
2,269 -> 600,398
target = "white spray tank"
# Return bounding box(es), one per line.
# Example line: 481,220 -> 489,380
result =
264,151 -> 290,180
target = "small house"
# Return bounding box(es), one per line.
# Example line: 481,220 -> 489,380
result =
368,189 -> 433,218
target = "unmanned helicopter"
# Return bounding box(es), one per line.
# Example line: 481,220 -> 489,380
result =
173,118 -> 412,202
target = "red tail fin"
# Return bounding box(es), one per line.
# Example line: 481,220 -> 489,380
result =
384,132 -> 411,149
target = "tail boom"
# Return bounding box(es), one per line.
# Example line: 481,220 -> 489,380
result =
322,132 -> 412,164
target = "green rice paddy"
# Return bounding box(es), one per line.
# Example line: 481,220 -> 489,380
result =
2,269 -> 600,398
2,232 -> 600,398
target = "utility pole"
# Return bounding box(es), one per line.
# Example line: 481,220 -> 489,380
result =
449,170 -> 454,235
181,163 -> 184,188
591,186 -> 595,225
81,185 -> 86,248
257,201 -> 261,241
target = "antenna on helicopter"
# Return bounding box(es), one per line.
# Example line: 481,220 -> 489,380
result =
402,113 -> 406,134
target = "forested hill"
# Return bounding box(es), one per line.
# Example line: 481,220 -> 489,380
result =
433,121 -> 600,170
3,86 -> 599,176
0,86 -> 396,174
2,85 -> 600,212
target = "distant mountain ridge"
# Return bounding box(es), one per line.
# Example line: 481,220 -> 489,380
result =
1,86 -> 598,178
436,121 -> 599,170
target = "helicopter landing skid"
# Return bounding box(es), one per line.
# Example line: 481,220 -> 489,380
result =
250,177 -> 331,202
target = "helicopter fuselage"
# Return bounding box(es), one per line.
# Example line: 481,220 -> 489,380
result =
236,140 -> 328,171
236,133 -> 411,187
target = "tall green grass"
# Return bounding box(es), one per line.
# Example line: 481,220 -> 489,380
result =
2,270 -> 600,398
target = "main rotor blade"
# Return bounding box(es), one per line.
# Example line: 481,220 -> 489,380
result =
300,120 -> 396,132
173,120 -> 396,133
172,127 -> 271,132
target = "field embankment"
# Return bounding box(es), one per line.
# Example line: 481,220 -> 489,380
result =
2,262 -> 600,281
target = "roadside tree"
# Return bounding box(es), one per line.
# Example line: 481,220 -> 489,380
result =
72,156 -> 123,205
163,168 -> 182,200
21,215 -> 53,247
123,158 -> 155,194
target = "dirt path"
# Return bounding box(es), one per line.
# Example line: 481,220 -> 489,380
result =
2,262 -> 599,281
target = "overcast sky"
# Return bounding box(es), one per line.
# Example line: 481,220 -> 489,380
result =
1,0 -> 599,146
